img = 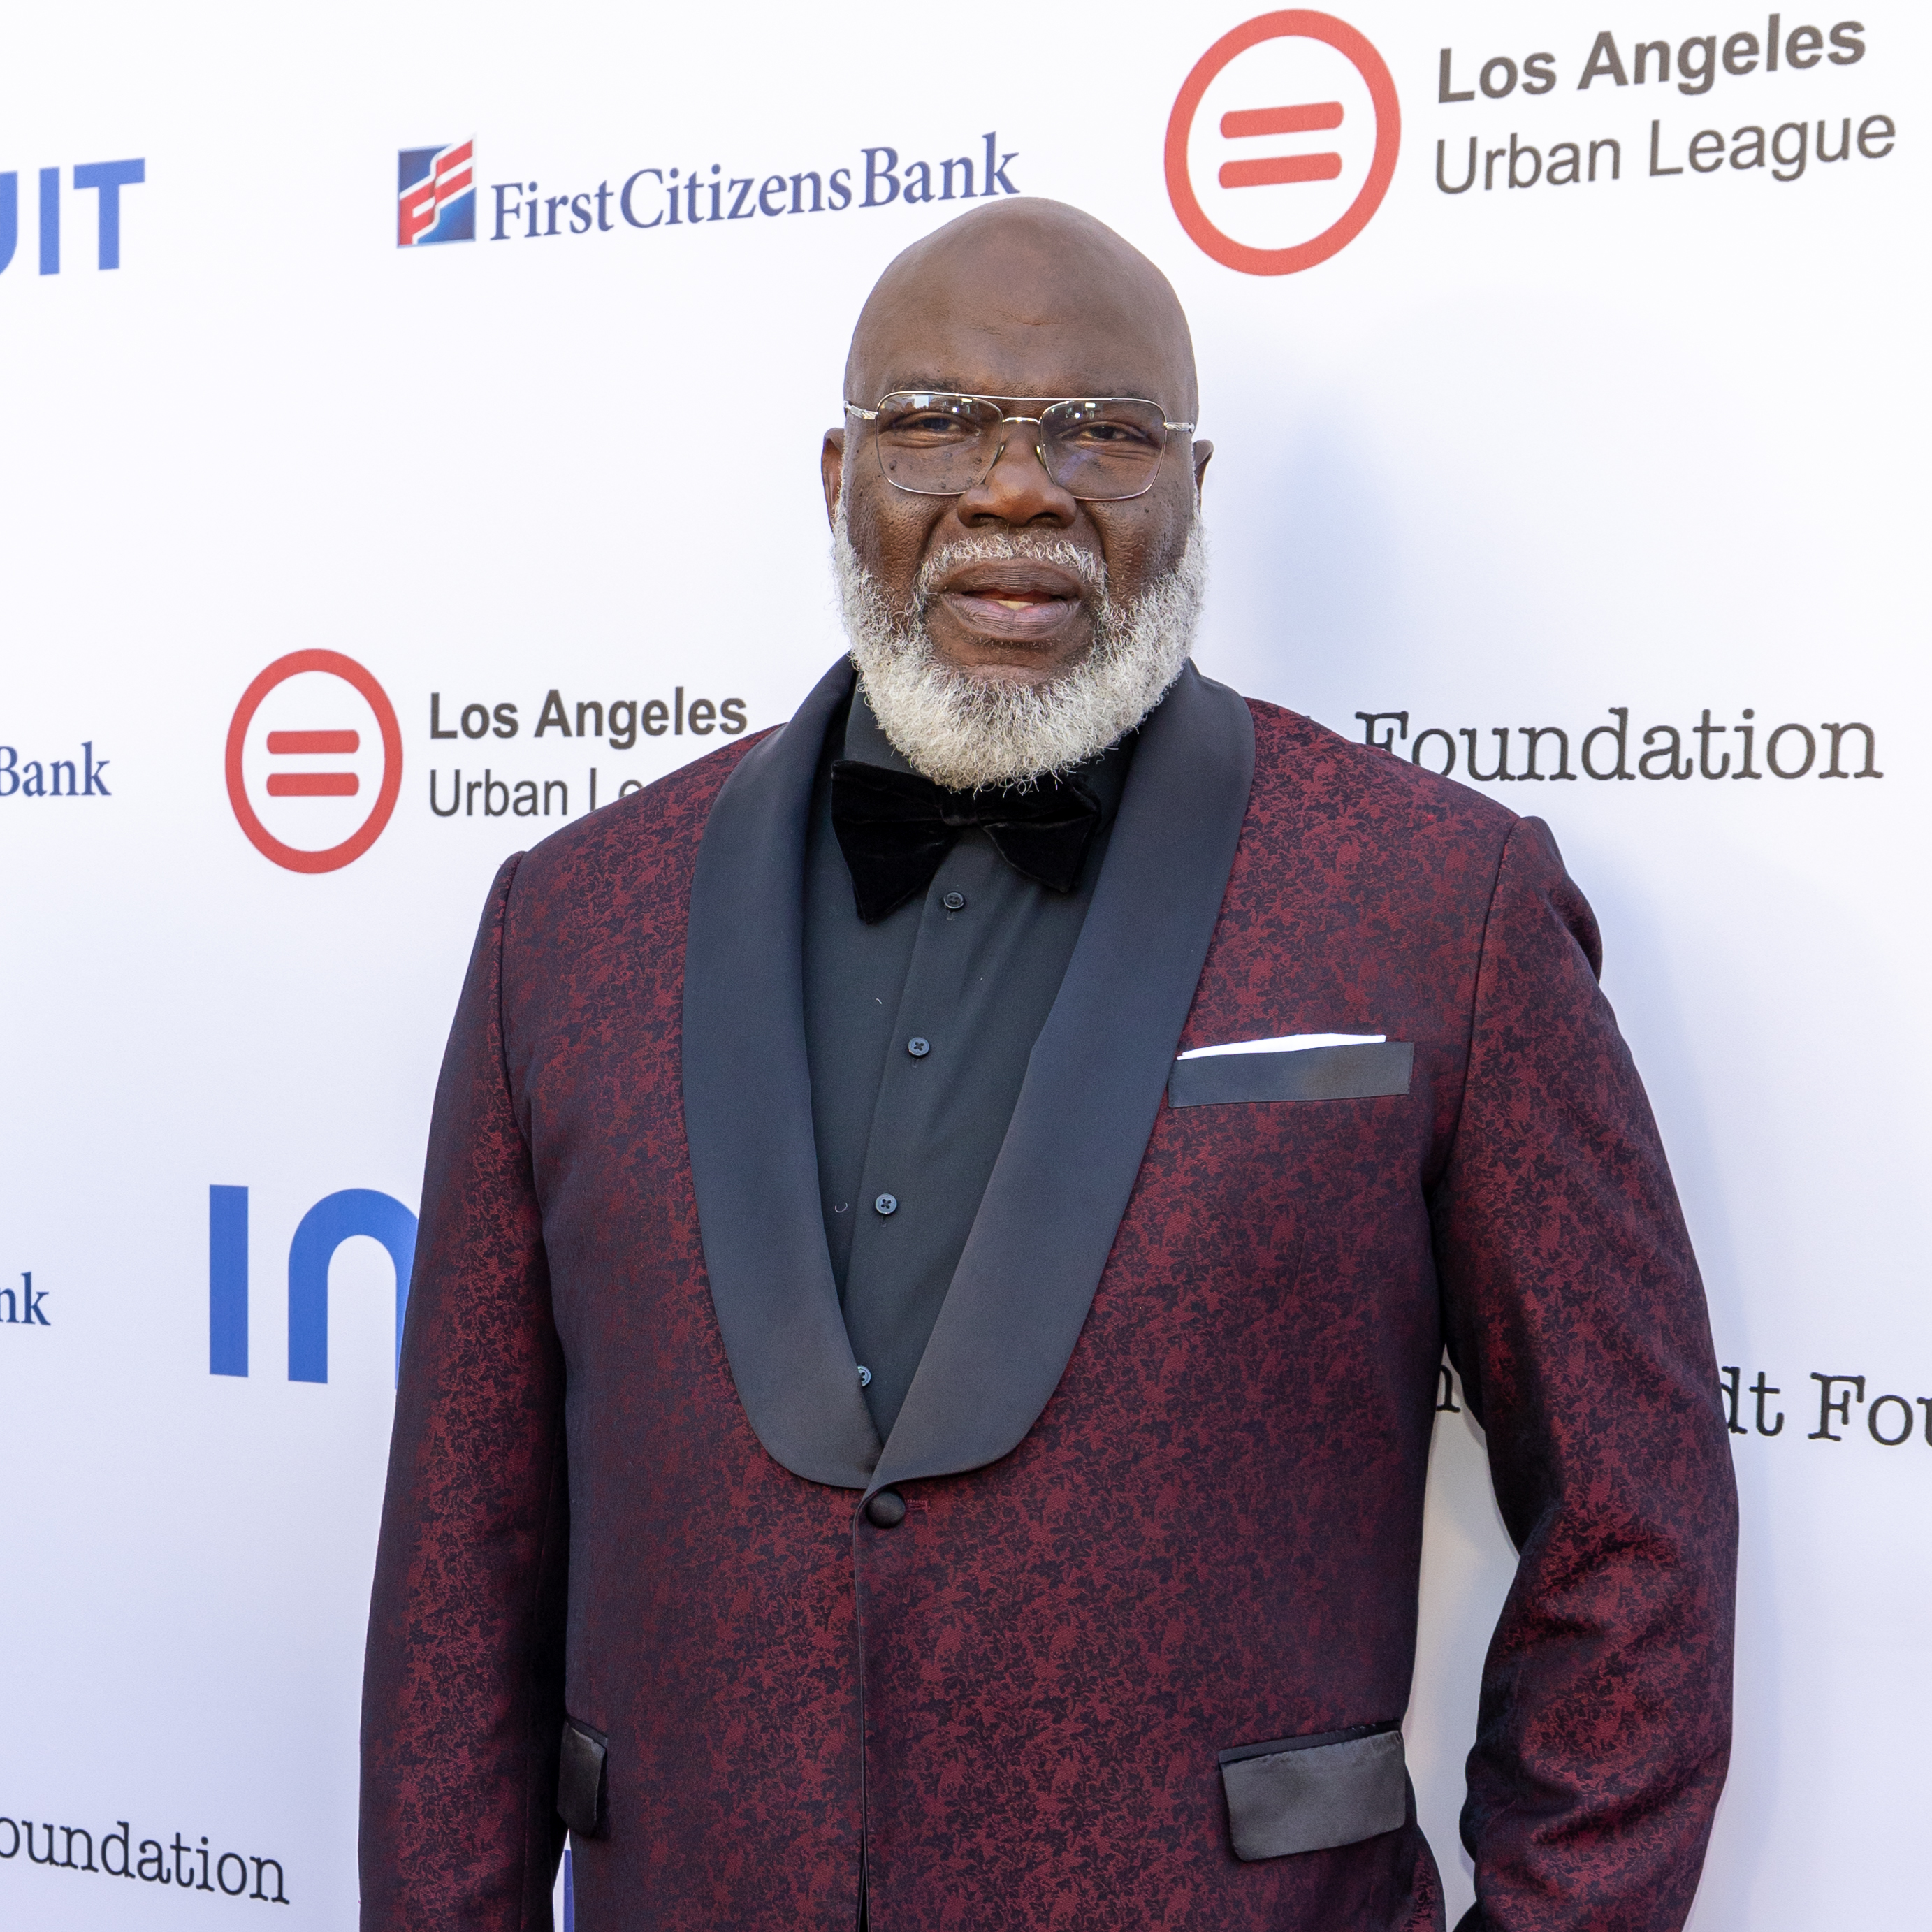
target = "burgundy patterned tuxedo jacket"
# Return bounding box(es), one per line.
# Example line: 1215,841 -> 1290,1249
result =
361,660 -> 1736,1931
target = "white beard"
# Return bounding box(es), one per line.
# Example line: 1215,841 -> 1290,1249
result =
831,504 -> 1206,792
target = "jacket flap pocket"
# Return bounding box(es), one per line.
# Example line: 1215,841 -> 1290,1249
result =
557,1717 -> 608,1838
1218,1727 -> 1407,1861
1169,1041 -> 1414,1110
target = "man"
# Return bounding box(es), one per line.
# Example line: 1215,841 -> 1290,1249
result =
361,201 -> 1736,1931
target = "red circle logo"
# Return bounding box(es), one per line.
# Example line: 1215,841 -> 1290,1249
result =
1165,10 -> 1401,277
225,651 -> 403,874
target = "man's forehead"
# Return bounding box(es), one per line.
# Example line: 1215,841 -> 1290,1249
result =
852,310 -> 1186,408
846,201 -> 1198,414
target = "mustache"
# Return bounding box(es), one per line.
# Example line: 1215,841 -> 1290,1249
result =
913,532 -> 1108,613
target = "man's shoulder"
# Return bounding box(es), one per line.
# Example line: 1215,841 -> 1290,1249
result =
1243,695 -> 1517,852
506,728 -> 773,915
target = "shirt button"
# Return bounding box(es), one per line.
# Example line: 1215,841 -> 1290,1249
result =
906,1036 -> 931,1058
866,1490 -> 906,1528
874,1193 -> 899,1216
942,892 -> 966,911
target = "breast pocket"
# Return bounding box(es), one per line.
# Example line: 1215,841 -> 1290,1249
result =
1168,1042 -> 1414,1109
1218,1723 -> 1407,1860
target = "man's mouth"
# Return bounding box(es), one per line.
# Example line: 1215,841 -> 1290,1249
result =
932,561 -> 1093,641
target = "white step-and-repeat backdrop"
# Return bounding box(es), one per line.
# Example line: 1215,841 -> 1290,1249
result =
3,3 -> 1924,1925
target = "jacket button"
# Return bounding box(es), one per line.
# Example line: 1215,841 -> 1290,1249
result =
942,892 -> 966,910
866,1490 -> 906,1528
906,1036 -> 931,1058
874,1193 -> 898,1216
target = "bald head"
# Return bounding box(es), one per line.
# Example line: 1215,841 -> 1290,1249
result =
844,199 -> 1198,422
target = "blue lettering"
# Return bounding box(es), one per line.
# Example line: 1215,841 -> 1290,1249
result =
982,131 -> 1019,196
73,159 -> 144,269
620,168 -> 664,229
286,1189 -> 419,1384
38,166 -> 58,274
862,147 -> 899,207
209,1186 -> 249,1375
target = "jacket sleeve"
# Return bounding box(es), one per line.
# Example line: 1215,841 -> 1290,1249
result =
361,853 -> 569,1931
1431,816 -> 1737,1932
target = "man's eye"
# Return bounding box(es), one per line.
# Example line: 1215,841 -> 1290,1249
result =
889,414 -> 978,440
1064,421 -> 1156,449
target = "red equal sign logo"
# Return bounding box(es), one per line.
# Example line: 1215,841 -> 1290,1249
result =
226,651 -> 402,873
1166,10 -> 1400,277
265,730 -> 361,797
1217,101 -> 1344,189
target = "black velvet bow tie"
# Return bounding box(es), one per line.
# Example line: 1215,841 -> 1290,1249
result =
830,760 -> 1104,923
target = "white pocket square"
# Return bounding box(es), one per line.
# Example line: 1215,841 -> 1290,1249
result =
1176,1032 -> 1386,1062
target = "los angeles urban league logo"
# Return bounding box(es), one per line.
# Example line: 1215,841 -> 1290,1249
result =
226,651 -> 402,873
1167,10 -> 1400,275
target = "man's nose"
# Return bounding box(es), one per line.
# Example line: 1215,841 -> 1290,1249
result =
957,423 -> 1078,525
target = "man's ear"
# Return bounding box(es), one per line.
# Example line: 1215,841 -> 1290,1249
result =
1191,439 -> 1213,500
822,428 -> 846,529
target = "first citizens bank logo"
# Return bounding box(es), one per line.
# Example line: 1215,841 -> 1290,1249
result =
398,140 -> 475,246
392,128 -> 1022,250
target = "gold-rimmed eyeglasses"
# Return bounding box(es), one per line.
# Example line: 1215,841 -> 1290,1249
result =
843,392 -> 1196,502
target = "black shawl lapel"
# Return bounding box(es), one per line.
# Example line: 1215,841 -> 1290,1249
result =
871,663 -> 1256,1495
682,656 -> 883,1489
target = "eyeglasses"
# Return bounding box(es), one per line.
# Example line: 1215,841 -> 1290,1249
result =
843,392 -> 1195,502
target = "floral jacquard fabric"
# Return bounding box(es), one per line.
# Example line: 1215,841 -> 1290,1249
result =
360,699 -> 1736,1932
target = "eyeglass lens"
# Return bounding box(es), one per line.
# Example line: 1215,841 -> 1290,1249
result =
871,394 -> 1173,501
